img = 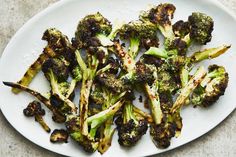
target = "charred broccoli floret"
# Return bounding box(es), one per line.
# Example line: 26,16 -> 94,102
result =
12,28 -> 74,93
188,12 -> 214,45
118,21 -> 159,58
50,129 -> 69,143
173,20 -> 190,38
140,3 -> 176,39
191,65 -> 229,107
23,101 -> 51,133
116,101 -> 148,147
73,12 -> 113,48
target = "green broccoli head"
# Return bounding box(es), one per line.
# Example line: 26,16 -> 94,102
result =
116,102 -> 148,147
118,21 -> 159,56
140,3 -> 176,38
188,12 -> 214,44
173,20 -> 190,38
166,37 -> 188,56
42,57 -> 69,82
74,12 -> 112,48
191,65 -> 229,107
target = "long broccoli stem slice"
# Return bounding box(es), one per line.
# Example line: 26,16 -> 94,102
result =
35,114 -> 51,133
144,47 -> 169,59
75,50 -> 99,135
133,105 -> 153,123
3,82 -> 64,121
129,38 -> 140,59
12,46 -> 56,94
98,119 -> 115,154
48,70 -> 78,114
171,66 -> 207,113
87,100 -> 124,129
65,79 -> 77,98
144,81 -> 163,125
191,45 -> 231,63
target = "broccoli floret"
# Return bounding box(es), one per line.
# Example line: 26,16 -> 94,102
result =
50,129 -> 69,143
188,12 -> 214,45
73,12 -> 112,48
191,65 -> 229,107
23,101 -> 51,133
116,102 -> 148,147
118,21 -> 159,58
140,3 -> 176,39
42,57 -> 69,82
173,20 -> 190,38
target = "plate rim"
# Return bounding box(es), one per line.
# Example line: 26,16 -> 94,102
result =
0,0 -> 236,157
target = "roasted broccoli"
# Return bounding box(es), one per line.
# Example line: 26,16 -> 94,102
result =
50,129 -> 69,143
191,65 -> 229,107
116,101 -> 148,147
65,100 -> 124,153
23,100 -> 51,133
118,21 -> 159,59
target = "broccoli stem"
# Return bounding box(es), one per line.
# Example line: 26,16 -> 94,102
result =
144,47 -> 169,59
144,82 -> 163,125
129,38 -> 140,59
133,105 -> 153,123
35,114 -> 51,133
87,100 -> 124,129
98,119 -> 115,154
65,79 -> 77,98
191,45 -> 231,63
96,34 -> 114,46
171,66 -> 207,113
180,67 -> 189,87
123,102 -> 138,124
12,46 -> 56,94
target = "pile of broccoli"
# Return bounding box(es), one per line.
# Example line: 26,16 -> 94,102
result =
3,3 -> 230,154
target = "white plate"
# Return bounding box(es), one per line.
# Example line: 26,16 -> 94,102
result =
0,0 -> 236,156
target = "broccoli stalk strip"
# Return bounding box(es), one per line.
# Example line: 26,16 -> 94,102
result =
133,105 -> 153,123
191,65 -> 229,107
23,100 -> 51,133
3,82 -> 65,123
118,21 -> 159,59
12,46 -> 56,94
12,28 -> 74,94
75,50 -> 99,135
66,100 -> 125,153
116,101 -> 148,147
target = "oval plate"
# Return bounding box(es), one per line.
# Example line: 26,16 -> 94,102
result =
0,0 -> 235,156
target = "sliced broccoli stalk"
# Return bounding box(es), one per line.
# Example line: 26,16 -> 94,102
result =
3,82 -> 66,123
75,50 -> 100,136
190,45 -> 231,63
191,65 -> 229,107
50,129 -> 69,143
116,101 -> 148,147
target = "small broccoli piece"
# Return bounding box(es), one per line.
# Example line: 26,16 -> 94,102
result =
173,20 -> 190,38
4,82 -> 66,123
42,57 -> 69,83
116,101 -> 148,147
50,129 -> 69,143
188,12 -> 214,45
23,101 -> 51,133
66,100 -> 124,153
191,65 -> 229,107
73,12 -> 112,48
140,3 -> 176,39
118,21 -> 159,58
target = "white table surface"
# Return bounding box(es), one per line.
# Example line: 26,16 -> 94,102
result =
0,0 -> 235,157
